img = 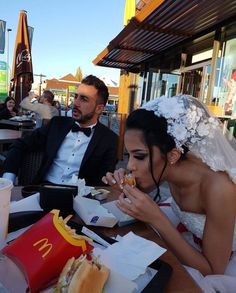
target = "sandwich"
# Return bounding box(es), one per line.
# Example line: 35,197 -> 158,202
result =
55,255 -> 110,293
124,173 -> 136,187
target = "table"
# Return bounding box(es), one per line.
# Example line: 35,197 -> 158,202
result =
0,129 -> 22,155
10,187 -> 201,293
0,119 -> 35,131
0,129 -> 22,144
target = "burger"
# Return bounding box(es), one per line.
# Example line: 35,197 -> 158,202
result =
124,173 -> 136,187
55,255 -> 110,293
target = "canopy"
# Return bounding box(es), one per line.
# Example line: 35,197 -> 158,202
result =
93,0 -> 236,72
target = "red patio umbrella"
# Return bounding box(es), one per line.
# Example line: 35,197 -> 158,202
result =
11,10 -> 33,106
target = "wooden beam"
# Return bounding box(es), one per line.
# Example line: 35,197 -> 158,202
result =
206,40 -> 220,104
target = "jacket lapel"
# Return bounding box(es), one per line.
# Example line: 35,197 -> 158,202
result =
48,118 -> 74,159
80,122 -> 102,169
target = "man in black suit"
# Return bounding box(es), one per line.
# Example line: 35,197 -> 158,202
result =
3,75 -> 118,186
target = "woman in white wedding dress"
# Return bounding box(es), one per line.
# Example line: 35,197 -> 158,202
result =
102,95 -> 236,293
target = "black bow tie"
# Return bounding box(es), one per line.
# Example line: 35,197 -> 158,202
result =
71,123 -> 92,137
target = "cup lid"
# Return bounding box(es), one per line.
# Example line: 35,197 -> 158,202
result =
0,178 -> 13,190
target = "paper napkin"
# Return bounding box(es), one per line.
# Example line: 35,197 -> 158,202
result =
93,231 -> 166,280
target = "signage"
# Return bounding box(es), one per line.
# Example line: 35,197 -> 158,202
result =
0,61 -> 7,102
68,85 -> 78,93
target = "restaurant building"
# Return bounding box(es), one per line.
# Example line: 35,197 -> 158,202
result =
93,0 -> 236,117
42,74 -> 119,108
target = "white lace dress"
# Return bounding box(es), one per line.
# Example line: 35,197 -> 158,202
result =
160,200 -> 236,293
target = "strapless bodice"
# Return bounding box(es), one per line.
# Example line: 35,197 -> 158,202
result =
171,199 -> 236,250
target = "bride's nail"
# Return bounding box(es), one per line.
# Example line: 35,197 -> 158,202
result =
112,179 -> 116,184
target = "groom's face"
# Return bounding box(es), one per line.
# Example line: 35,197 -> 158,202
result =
72,84 -> 104,126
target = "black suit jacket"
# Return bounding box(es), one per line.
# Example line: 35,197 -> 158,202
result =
3,116 -> 118,186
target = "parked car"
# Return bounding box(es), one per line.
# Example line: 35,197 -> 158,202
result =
104,104 -> 116,113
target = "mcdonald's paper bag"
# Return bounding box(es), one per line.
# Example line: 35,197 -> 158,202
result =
2,209 -> 93,293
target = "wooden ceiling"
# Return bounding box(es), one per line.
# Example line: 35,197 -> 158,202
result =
93,0 -> 236,72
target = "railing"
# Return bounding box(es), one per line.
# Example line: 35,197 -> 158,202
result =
99,112 -> 127,160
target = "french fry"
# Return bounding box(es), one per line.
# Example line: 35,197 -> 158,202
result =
71,234 -> 93,244
57,214 -> 93,244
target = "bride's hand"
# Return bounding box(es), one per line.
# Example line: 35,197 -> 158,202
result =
102,168 -> 126,190
117,185 -> 160,224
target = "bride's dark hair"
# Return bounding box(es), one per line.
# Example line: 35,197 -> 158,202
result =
126,109 -> 188,202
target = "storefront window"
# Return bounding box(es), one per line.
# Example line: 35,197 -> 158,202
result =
217,38 -> 236,116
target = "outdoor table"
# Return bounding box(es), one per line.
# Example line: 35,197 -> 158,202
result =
0,119 -> 36,131
0,129 -> 22,144
9,186 -> 201,292
0,129 -> 22,154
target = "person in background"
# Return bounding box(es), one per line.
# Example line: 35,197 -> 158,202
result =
223,70 -> 236,116
103,95 -> 236,292
66,94 -> 78,117
3,75 -> 118,186
0,96 -> 18,120
52,100 -> 61,116
20,90 -> 59,121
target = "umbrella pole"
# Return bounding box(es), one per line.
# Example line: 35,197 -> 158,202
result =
13,78 -> 17,100
20,76 -> 23,101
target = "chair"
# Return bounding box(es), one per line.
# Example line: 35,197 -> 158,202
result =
18,150 -> 44,186
0,153 -> 6,176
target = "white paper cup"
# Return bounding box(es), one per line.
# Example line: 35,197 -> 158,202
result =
0,178 -> 13,249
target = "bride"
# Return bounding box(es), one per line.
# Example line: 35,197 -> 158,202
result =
102,95 -> 236,292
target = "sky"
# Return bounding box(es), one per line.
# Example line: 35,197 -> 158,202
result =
1,0 -> 127,85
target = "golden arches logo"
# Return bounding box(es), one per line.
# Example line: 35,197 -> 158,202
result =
33,238 -> 53,258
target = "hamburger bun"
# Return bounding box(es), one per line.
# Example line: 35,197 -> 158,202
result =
55,255 -> 109,293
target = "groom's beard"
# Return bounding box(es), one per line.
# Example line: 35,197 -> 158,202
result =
72,106 -> 97,123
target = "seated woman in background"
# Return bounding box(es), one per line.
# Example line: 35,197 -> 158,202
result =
103,95 -> 236,292
0,96 -> 18,120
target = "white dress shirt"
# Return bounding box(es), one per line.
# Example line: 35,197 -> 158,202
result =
45,122 -> 96,184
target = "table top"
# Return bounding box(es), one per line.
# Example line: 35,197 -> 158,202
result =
92,188 -> 201,293
11,186 -> 201,293
0,129 -> 22,144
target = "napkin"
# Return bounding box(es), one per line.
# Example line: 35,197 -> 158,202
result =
93,231 -> 166,280
10,193 -> 43,213
67,176 -> 93,196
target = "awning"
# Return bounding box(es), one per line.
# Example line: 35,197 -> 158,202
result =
93,0 -> 236,72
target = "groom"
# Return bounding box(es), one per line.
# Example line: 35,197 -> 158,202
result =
3,75 -> 118,186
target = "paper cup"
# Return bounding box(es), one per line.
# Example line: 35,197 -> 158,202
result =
0,178 -> 13,249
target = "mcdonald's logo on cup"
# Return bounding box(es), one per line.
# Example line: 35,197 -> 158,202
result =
33,238 -> 53,258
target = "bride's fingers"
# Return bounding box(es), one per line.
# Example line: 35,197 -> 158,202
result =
101,176 -> 108,184
123,185 -> 140,200
113,168 -> 126,185
117,194 -> 133,214
102,172 -> 116,185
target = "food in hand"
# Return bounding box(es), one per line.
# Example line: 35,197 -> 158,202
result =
124,173 -> 136,187
55,255 -> 110,293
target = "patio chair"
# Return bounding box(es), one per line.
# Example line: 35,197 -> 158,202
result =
18,150 -> 44,186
